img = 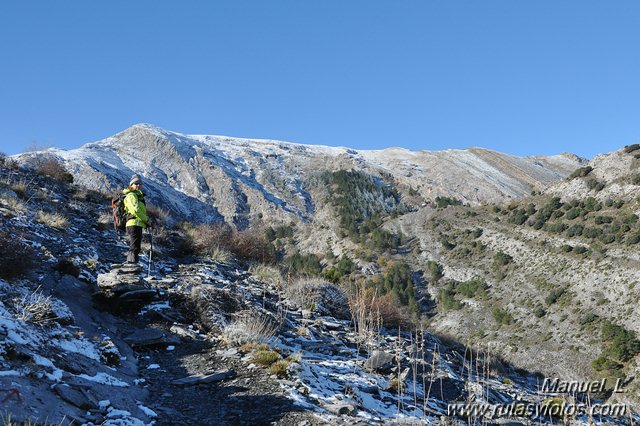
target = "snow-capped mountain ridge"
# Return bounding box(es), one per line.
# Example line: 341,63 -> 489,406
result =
17,124 -> 584,227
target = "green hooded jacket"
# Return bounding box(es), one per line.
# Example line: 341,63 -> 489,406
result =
123,188 -> 148,228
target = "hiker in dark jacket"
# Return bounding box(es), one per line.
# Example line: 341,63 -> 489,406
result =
123,174 -> 149,263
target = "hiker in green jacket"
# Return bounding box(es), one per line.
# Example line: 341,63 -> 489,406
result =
123,174 -> 149,264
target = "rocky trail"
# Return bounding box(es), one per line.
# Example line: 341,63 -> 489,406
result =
92,260 -> 316,425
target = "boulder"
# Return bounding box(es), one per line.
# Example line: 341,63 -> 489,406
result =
364,350 -> 395,371
325,402 -> 357,416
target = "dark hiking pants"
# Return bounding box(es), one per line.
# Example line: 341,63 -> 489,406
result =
126,225 -> 143,263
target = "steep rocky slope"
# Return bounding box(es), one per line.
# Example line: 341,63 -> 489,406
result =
5,152 -> 632,425
386,145 -> 640,413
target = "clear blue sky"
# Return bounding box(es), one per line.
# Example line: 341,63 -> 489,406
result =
1,1 -> 638,158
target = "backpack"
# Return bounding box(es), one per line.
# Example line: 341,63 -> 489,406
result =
112,192 -> 130,232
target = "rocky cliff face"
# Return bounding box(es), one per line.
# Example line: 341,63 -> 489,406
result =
547,146 -> 640,202
16,124 -> 583,228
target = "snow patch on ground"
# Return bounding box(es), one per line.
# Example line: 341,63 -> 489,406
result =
76,372 -> 130,387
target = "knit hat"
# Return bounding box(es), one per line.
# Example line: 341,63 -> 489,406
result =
129,174 -> 142,186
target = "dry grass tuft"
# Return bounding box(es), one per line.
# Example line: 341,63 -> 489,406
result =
348,283 -> 414,333
284,277 -> 350,319
223,310 -> 280,346
0,196 -> 27,215
249,263 -> 283,288
146,204 -> 172,227
252,348 -> 281,367
96,211 -> 114,231
14,287 -> 55,326
269,359 -> 293,377
188,286 -> 243,333
10,179 -> 29,198
179,223 -> 277,263
36,211 -> 68,230
348,282 -> 383,344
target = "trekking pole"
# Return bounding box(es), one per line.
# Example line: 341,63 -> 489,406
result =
147,228 -> 153,279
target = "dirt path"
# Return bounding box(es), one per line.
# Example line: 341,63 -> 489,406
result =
117,308 -> 311,425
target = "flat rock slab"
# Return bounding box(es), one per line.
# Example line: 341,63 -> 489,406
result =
170,369 -> 236,387
98,272 -> 144,289
53,384 -> 97,410
118,289 -> 160,302
124,328 -> 181,348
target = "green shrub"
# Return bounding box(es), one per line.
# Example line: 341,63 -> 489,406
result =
508,209 -> 529,225
265,224 -> 295,242
595,215 -> 613,225
284,253 -> 322,276
531,197 -> 562,226
599,234 -> 616,244
626,233 -> 640,245
573,245 -> 588,255
586,179 -> 605,192
620,214 -> 638,224
545,287 -> 566,305
565,208 -> 583,220
534,306 -> 546,318
439,286 -> 462,310
425,260 -> 443,282
592,355 -> 623,372
582,197 -> 602,212
579,313 -> 598,325
569,166 -> 593,179
565,224 -> 584,237
493,307 -> 514,325
456,277 -> 487,299
253,349 -> 281,367
494,251 -> 513,266
366,227 -> 402,252
623,144 -> 640,154
322,255 -> 356,283
435,196 -> 462,208
600,320 -> 640,362
583,227 -> 603,239
543,223 -> 567,234
378,262 -> 418,308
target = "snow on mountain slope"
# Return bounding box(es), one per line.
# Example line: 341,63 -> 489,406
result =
16,124 -> 584,226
